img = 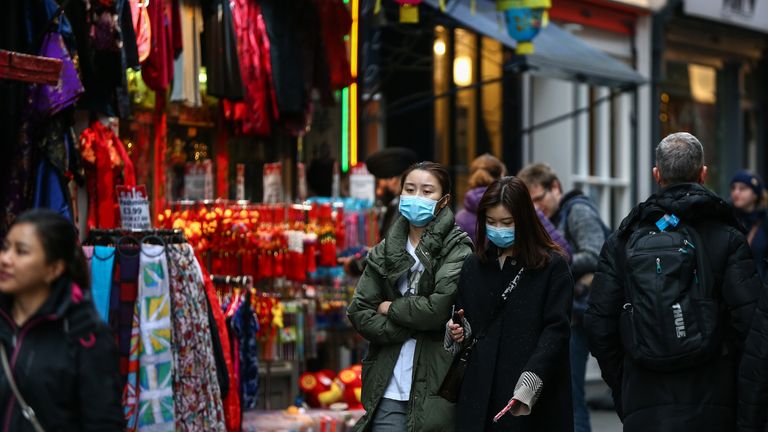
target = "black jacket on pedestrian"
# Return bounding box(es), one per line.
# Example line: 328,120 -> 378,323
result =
585,183 -> 762,432
0,278 -> 124,432
455,249 -> 573,432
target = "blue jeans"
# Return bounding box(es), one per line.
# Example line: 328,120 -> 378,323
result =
571,325 -> 592,432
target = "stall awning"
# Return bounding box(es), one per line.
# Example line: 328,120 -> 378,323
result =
423,0 -> 647,88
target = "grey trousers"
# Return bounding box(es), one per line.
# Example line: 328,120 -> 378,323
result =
371,398 -> 408,431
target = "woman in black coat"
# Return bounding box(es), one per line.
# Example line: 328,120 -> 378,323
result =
0,209 -> 123,431
446,176 -> 574,431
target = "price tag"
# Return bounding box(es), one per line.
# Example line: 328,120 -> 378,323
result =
349,164 -> 376,204
185,159 -> 214,201
117,185 -> 151,230
263,162 -> 284,204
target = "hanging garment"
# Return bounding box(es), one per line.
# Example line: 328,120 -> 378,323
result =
171,0 -> 204,106
313,0 -> 353,90
230,0 -> 278,136
260,0 -> 331,132
197,259 -> 242,432
232,292 -> 260,409
64,0 -> 125,115
111,246 -> 141,386
31,28 -> 84,118
130,0 -> 152,63
89,0 -> 122,51
143,0 -> 180,91
91,245 -> 117,322
80,121 -> 134,229
120,0 -> 141,68
124,293 -> 141,431
33,158 -> 73,221
167,244 -> 226,431
83,246 -> 95,272
203,0 -> 244,100
136,244 -> 176,431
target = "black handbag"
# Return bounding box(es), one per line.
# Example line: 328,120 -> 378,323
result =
438,267 -> 525,402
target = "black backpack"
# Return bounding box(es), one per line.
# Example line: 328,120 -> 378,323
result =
619,214 -> 722,371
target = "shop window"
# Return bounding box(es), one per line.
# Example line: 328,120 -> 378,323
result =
434,26 -> 505,207
454,28 -> 478,202
573,84 -> 633,228
481,38 -> 503,159
660,60 -> 718,190
434,25 -> 450,166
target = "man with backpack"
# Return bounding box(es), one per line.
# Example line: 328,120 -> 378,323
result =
518,163 -> 610,432
585,132 -> 763,432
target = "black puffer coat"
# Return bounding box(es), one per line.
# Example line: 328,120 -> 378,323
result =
585,183 -> 763,432
0,279 -> 123,432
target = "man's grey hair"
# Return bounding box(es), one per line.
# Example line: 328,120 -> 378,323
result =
655,132 -> 704,185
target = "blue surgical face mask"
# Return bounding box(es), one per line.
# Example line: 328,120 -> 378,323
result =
399,195 -> 441,227
486,225 -> 516,248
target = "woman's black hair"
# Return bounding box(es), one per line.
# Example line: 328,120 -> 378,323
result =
400,161 -> 452,198
476,176 -> 562,269
11,209 -> 90,290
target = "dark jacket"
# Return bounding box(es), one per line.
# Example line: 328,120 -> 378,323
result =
455,250 -> 573,432
456,187 -> 572,259
734,207 -> 768,283
347,208 -> 473,432
0,279 -> 124,432
552,190 -> 608,324
585,183 -> 762,432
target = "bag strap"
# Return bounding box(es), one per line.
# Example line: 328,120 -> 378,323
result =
471,267 -> 525,343
0,345 -> 46,432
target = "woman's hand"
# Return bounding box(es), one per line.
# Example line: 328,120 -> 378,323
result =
448,309 -> 465,343
377,301 -> 392,315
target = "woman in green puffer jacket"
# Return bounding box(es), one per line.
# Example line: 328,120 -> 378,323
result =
347,162 -> 473,432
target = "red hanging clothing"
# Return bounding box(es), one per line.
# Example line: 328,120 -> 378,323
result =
79,121 -> 132,229
197,258 -> 242,432
229,0 -> 278,136
142,0 -> 182,91
314,0 -> 353,90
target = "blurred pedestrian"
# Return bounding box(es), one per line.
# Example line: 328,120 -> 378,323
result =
348,162 -> 473,431
447,176 -> 573,431
0,209 -> 123,431
730,170 -> 768,281
586,132 -> 762,432
518,163 -> 610,432
340,147 -> 419,276
457,154 -> 571,259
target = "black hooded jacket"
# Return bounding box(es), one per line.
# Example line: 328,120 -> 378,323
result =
0,279 -> 123,432
585,183 -> 763,432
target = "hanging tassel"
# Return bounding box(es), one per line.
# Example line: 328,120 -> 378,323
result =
439,0 -> 446,11
374,0 -> 381,14
542,10 -> 550,27
471,0 -> 477,14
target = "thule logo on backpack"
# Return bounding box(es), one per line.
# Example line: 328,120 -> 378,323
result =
672,303 -> 686,338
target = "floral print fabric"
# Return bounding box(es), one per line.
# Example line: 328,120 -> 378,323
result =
167,244 -> 226,431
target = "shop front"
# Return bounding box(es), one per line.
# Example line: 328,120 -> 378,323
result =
654,0 -> 768,194
1,0 -> 376,430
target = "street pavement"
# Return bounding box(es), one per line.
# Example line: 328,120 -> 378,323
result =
590,409 -> 622,432
586,380 -> 622,432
